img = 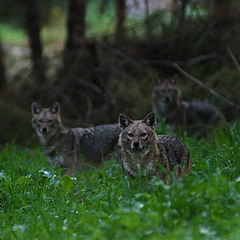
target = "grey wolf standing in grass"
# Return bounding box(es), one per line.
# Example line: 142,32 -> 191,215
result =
152,77 -> 222,131
118,112 -> 191,184
31,102 -> 121,176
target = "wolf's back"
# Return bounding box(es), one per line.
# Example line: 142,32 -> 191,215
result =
157,135 -> 190,172
73,124 -> 121,161
181,101 -> 222,125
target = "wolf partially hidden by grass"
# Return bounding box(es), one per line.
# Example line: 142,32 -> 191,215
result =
31,102 -> 121,176
118,112 -> 191,184
152,77 -> 223,132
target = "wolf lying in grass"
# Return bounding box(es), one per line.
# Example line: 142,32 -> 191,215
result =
31,102 -> 121,176
152,77 -> 222,132
118,112 -> 191,184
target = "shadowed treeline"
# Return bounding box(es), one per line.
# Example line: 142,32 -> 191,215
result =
0,0 -> 240,144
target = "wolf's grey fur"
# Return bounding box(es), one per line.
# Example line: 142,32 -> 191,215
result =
31,102 -> 121,176
181,101 -> 221,125
118,112 -> 191,183
152,78 -> 222,131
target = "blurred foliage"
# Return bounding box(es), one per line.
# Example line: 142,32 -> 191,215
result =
0,0 -> 67,27
0,100 -> 35,145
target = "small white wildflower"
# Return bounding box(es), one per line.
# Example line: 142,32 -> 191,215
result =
12,225 -> 26,232
62,225 -> 68,231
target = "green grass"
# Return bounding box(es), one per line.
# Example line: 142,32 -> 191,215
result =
1,123 -> 240,239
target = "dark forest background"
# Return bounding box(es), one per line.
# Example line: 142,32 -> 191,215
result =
0,0 -> 240,144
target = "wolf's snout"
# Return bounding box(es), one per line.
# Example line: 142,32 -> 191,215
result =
42,128 -> 47,133
133,142 -> 140,148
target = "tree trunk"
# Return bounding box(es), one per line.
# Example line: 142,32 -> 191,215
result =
210,0 -> 234,26
59,0 -> 116,123
144,0 -> 152,40
64,0 -> 87,65
25,0 -> 46,84
115,0 -> 127,43
209,0 -> 235,42
179,0 -> 189,27
0,39 -> 6,91
171,0 -> 189,28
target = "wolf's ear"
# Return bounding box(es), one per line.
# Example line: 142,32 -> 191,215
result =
143,112 -> 157,130
50,102 -> 60,114
119,114 -> 133,130
31,102 -> 41,115
153,78 -> 161,85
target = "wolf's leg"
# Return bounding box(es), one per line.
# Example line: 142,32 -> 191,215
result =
163,160 -> 170,185
159,153 -> 170,185
176,154 -> 191,178
64,154 -> 77,177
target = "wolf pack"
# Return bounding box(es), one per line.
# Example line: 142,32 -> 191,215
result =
31,77 -> 223,183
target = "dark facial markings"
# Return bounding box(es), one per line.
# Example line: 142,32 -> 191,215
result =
128,132 -> 134,138
140,132 -> 147,138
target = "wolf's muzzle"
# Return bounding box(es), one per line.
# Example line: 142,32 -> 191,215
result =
132,142 -> 144,151
42,128 -> 47,134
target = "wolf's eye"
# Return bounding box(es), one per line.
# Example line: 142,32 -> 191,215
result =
128,133 -> 134,137
141,132 -> 147,138
39,119 -> 43,123
48,120 -> 53,123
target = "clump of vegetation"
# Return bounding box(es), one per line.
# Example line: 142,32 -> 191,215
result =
0,100 -> 35,145
1,122 -> 240,239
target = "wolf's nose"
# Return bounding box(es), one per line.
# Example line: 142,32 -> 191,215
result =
42,128 -> 47,133
133,142 -> 140,148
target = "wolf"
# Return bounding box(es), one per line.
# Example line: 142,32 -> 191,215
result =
152,77 -> 222,131
118,112 -> 191,183
31,102 -> 121,176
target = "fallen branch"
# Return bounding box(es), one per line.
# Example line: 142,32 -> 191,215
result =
187,53 -> 217,66
227,46 -> 240,72
227,46 -> 240,91
147,53 -> 217,67
173,63 -> 240,110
